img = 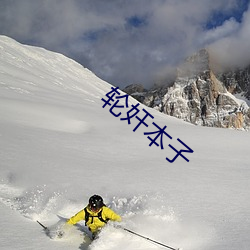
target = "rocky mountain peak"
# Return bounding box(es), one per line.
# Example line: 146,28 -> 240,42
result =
123,49 -> 250,130
177,48 -> 210,78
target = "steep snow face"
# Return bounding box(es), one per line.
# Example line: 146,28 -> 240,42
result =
0,36 -> 250,250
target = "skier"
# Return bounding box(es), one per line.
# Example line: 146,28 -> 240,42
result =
66,194 -> 122,239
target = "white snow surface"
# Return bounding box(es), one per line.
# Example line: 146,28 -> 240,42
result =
0,36 -> 250,250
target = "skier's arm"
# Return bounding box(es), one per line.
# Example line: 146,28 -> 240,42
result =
67,209 -> 85,225
104,207 -> 122,222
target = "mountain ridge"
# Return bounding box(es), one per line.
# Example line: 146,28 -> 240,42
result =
123,49 -> 250,130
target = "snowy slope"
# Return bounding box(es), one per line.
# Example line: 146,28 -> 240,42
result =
0,36 -> 250,250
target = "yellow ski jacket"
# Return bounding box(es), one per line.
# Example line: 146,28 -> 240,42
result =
67,206 -> 121,233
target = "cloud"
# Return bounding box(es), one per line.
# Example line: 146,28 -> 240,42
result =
209,3 -> 250,69
0,0 -> 249,88
200,18 -> 240,45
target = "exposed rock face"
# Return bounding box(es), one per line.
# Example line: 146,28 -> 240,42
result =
218,66 -> 250,100
123,83 -> 146,95
123,49 -> 250,130
122,83 -> 147,103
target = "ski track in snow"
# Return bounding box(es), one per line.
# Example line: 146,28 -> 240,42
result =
0,180 -> 210,250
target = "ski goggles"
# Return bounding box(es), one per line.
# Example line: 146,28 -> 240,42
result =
89,204 -> 101,212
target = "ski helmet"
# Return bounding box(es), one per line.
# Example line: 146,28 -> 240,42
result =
89,195 -> 104,210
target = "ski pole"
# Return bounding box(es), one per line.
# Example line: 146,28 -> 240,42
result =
37,220 -> 48,231
122,227 -> 180,250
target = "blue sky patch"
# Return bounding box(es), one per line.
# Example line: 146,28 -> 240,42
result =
206,0 -> 249,29
126,15 -> 148,28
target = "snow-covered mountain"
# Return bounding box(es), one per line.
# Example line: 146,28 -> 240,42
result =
0,36 -> 250,250
124,49 -> 250,130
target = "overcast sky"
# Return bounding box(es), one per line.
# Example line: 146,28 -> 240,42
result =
0,0 -> 249,88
